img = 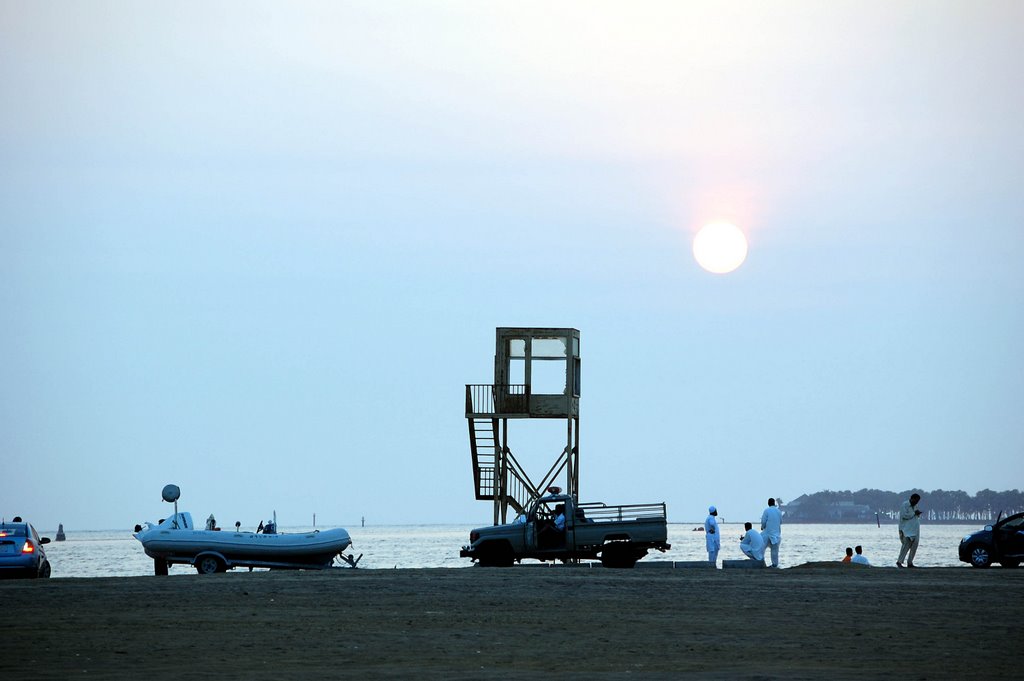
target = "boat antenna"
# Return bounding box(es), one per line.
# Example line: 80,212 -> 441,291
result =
162,484 -> 181,528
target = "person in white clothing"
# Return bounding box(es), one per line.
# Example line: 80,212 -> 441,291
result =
760,498 -> 783,568
739,522 -> 765,562
553,504 -> 566,532
851,545 -> 870,566
705,506 -> 720,567
897,493 -> 922,568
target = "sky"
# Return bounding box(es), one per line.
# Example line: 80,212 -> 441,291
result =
2,1 -> 1022,531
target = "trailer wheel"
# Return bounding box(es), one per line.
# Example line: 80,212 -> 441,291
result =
195,555 -> 224,575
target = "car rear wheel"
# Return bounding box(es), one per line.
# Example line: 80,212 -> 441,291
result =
39,561 -> 51,579
968,545 -> 992,568
195,555 -> 223,574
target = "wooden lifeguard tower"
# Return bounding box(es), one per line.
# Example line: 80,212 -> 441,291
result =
465,327 -> 581,525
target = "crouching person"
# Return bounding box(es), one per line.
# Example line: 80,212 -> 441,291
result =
740,522 -> 766,563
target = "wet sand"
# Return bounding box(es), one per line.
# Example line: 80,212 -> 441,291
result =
5,565 -> 1021,679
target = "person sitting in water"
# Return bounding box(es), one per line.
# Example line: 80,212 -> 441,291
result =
851,545 -> 871,566
842,547 -> 853,563
740,522 -> 765,562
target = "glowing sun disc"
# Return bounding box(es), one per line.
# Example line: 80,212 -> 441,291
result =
693,221 -> 748,274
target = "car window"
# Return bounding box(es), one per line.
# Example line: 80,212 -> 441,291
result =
0,525 -> 28,537
1000,516 -> 1024,531
531,502 -> 553,521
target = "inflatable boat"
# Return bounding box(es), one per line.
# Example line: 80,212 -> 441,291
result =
134,485 -> 354,574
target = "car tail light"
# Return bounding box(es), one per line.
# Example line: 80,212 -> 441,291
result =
21,542 -> 35,554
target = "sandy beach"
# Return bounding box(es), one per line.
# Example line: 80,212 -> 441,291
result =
5,565 -> 1021,679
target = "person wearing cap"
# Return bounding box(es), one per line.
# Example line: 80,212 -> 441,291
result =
760,497 -> 783,568
704,505 -> 720,567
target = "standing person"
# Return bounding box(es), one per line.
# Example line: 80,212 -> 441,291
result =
897,493 -> 923,568
705,505 -> 720,567
852,545 -> 871,566
761,497 -> 783,568
740,522 -> 766,562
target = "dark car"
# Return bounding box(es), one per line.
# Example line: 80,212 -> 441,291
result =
959,512 -> 1024,568
0,521 -> 52,578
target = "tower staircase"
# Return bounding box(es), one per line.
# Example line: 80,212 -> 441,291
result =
467,405 -> 539,517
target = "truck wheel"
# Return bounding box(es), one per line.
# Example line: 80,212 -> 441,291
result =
195,555 -> 223,574
476,543 -> 514,567
601,544 -> 641,569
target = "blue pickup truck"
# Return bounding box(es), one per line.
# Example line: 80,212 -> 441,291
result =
460,494 -> 670,568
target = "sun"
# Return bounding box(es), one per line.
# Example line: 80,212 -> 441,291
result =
693,221 -> 748,274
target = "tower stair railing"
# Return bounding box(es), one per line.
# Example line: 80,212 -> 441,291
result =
502,448 -> 541,515
465,384 -> 529,417
468,418 -> 539,515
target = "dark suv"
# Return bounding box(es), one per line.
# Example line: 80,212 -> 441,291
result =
0,520 -> 52,578
959,512 -> 1024,568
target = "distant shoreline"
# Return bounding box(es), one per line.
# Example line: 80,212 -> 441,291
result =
673,519 -> 986,526
784,519 -> 987,525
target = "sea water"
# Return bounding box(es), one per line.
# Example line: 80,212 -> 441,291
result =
34,523 -> 977,578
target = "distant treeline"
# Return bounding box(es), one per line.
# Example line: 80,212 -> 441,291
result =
783,489 -> 1023,523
